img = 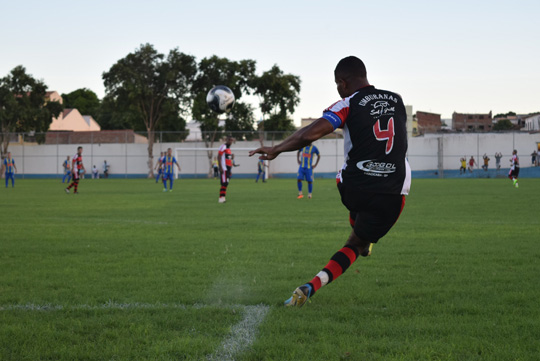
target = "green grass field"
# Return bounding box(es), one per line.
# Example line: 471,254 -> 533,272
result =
1,177 -> 539,361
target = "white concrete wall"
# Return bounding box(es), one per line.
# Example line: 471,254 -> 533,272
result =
6,132 -> 540,176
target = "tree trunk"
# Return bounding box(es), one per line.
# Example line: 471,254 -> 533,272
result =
147,128 -> 155,178
0,125 -> 10,159
204,130 -> 218,178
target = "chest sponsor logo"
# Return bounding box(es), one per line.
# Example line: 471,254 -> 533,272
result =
370,101 -> 395,117
357,160 -> 397,176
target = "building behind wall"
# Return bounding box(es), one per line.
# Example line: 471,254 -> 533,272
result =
452,111 -> 493,132
416,111 -> 441,134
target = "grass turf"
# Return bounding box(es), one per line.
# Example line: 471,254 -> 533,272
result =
0,178 -> 539,360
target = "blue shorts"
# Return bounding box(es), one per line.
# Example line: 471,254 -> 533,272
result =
297,167 -> 313,182
162,172 -> 173,181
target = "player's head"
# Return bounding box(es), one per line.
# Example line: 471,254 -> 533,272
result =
167,148 -> 172,156
67,155 -> 70,160
77,146 -> 83,155
225,136 -> 234,146
513,149 -> 517,155
7,152 -> 11,158
334,56 -> 369,98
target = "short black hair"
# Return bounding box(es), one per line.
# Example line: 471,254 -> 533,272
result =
77,146 -> 82,151
335,56 -> 367,79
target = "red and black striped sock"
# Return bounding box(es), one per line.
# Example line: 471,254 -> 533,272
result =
74,180 -> 79,193
220,186 -> 227,197
307,245 -> 359,296
67,181 -> 74,190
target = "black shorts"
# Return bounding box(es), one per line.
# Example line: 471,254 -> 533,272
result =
220,167 -> 232,186
509,168 -> 519,178
338,182 -> 405,243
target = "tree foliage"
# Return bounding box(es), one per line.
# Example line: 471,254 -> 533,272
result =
0,66 -> 63,156
61,88 -> 100,118
190,56 -> 257,174
191,56 -> 256,133
494,111 -> 516,118
493,118 -> 513,131
253,64 -> 301,131
102,44 -> 197,176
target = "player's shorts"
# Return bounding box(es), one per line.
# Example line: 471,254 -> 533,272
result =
162,172 -> 173,181
72,169 -> 80,180
509,168 -> 520,178
297,167 -> 313,182
220,167 -> 231,186
337,181 -> 405,243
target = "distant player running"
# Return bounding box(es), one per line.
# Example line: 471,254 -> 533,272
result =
3,152 -> 17,188
218,136 -> 234,203
65,146 -> 85,194
62,156 -> 71,183
296,144 -> 320,198
509,149 -> 519,188
160,148 -> 180,192
250,56 -> 411,307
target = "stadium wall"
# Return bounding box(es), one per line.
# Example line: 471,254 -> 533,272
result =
4,132 -> 540,179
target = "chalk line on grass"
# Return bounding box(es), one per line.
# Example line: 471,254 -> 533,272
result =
1,301 -> 270,361
207,304 -> 270,361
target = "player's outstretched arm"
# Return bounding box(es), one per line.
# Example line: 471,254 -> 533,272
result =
249,118 -> 333,160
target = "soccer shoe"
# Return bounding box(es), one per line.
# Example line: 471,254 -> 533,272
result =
284,284 -> 312,308
308,193 -> 312,199
359,243 -> 374,257
515,183 -> 519,188
218,197 -> 226,203
297,194 -> 304,199
163,188 -> 167,192
65,188 -> 69,194
169,189 -> 173,192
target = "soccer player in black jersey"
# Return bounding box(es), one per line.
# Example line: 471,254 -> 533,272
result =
250,56 -> 411,307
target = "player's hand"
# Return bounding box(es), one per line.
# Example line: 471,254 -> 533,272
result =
249,146 -> 279,160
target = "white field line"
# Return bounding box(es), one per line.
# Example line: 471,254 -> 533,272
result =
0,301 -> 270,361
207,304 -> 270,361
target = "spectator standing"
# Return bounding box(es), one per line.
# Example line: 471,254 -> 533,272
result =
468,156 -> 477,173
495,152 -> 502,170
103,160 -> 109,178
482,154 -> 490,171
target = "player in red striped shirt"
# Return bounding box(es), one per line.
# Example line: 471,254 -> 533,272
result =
65,146 -> 85,194
218,136 -> 234,203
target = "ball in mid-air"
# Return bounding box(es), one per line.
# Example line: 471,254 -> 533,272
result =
206,85 -> 235,114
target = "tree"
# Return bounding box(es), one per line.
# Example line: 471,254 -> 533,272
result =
61,88 -> 100,118
493,118 -> 513,131
102,44 -> 197,177
0,66 -> 63,157
494,111 -> 516,118
253,65 -> 301,132
191,56 -> 256,175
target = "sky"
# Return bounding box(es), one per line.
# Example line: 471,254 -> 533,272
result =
1,0 -> 539,125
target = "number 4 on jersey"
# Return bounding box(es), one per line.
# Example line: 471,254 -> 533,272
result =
373,117 -> 395,154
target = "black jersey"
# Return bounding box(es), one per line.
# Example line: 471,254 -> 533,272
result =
322,85 -> 411,195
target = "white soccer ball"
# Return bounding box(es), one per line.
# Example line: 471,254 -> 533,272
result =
206,85 -> 235,114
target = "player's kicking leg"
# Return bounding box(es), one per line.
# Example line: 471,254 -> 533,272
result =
284,230 -> 370,307
285,192 -> 405,308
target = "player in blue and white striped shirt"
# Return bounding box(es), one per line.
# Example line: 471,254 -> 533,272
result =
3,152 -> 17,188
296,144 -> 320,199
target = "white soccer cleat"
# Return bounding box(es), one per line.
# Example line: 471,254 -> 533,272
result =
218,197 -> 226,203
